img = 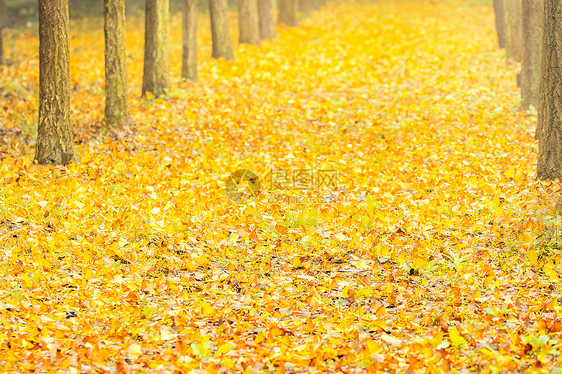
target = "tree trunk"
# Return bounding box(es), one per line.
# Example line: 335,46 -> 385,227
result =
520,0 -> 543,111
278,0 -> 298,27
258,0 -> 275,40
493,0 -> 506,49
182,0 -> 197,81
536,0 -> 562,180
504,0 -> 522,63
142,0 -> 169,97
209,0 -> 234,60
36,0 -> 76,165
239,0 -> 260,45
104,0 -> 130,127
0,0 -> 5,65
299,0 -> 318,15
0,26 -> 3,66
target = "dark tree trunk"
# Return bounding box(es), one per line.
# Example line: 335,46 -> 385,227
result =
520,0 -> 543,111
504,0 -> 522,63
258,0 -> 275,40
182,0 -> 197,81
537,0 -> 562,180
278,0 -> 298,27
493,0 -> 506,48
142,0 -> 170,97
36,0 -> 76,165
0,25 -> 3,66
239,0 -> 260,45
209,0 -> 234,60
0,0 -> 5,65
104,0 -> 130,127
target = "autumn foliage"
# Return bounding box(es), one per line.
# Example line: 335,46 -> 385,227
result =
0,0 -> 562,372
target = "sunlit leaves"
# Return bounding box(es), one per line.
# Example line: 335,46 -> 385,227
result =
0,0 -> 561,372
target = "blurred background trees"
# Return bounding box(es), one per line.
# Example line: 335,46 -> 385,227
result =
182,0 -> 198,81
492,0 -> 543,111
2,0 -> 247,25
1,0 -> 327,165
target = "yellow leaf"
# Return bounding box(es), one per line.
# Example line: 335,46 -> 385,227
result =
199,301 -> 216,316
128,343 -> 142,359
449,327 -> 467,347
414,257 -> 427,270
397,251 -> 405,265
366,340 -> 382,354
527,249 -> 538,265
214,343 -> 234,357
220,358 -> 234,368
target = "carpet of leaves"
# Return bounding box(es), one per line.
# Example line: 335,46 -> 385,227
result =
1,0 -> 562,372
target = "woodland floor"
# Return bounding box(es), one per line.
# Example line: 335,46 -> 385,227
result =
1,0 -> 562,373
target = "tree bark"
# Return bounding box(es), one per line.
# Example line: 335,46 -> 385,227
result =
278,0 -> 298,27
182,0 -> 197,81
504,0 -> 522,63
299,0 -> 318,15
239,0 -> 260,45
0,0 -> 5,65
209,0 -> 234,60
142,0 -> 170,97
258,0 -> 275,40
520,0 -> 543,111
537,0 -> 562,180
493,0 -> 506,49
104,0 -> 130,127
36,0 -> 76,165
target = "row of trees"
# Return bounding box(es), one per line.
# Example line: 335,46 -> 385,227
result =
493,0 -> 543,111
2,0 -> 324,165
493,0 -> 562,180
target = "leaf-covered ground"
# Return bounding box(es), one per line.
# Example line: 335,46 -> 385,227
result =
1,0 -> 562,372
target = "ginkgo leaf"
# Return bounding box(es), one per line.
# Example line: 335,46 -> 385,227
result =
449,327 -> 467,348
0,0 -> 556,372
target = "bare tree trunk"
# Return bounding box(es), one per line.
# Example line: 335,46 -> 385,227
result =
0,0 -> 5,65
504,0 -> 522,63
520,0 -> 543,111
239,0 -> 260,45
209,0 -> 234,60
142,0 -> 169,97
537,0 -> 562,180
36,0 -> 76,165
258,0 -> 275,40
299,0 -> 317,15
182,0 -> 197,81
104,0 -> 130,127
0,27 -> 3,66
493,0 -> 506,48
278,0 -> 298,27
